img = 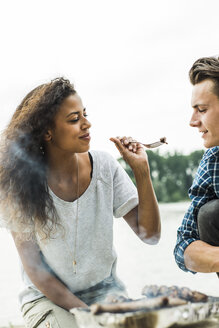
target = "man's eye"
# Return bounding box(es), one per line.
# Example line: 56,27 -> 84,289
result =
198,108 -> 207,113
84,113 -> 88,117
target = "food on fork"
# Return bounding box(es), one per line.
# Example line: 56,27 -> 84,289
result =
131,137 -> 168,148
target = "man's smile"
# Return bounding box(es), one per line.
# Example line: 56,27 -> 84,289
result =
199,130 -> 208,138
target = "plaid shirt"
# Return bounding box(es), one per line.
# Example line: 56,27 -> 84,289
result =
174,146 -> 219,273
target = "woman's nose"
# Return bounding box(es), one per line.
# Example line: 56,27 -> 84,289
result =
82,117 -> 91,129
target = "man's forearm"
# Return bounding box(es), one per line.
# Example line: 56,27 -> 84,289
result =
184,240 -> 219,273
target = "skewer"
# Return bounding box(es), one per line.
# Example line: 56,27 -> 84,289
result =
90,296 -> 186,314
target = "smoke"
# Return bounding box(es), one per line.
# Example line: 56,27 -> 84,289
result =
6,131 -> 45,176
74,275 -> 128,306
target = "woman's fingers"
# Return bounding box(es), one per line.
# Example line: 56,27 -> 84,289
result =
118,136 -> 134,152
109,137 -> 125,155
110,136 -> 138,153
110,136 -> 148,169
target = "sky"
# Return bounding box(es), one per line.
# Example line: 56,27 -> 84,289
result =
0,0 -> 219,158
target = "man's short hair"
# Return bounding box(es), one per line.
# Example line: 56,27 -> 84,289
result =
189,56 -> 219,98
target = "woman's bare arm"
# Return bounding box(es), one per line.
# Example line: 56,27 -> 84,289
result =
110,137 -> 161,245
123,166 -> 161,245
12,232 -> 87,310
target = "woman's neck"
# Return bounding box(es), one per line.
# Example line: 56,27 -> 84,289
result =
46,151 -> 91,202
47,151 -> 78,182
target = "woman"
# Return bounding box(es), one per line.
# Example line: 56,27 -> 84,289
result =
0,78 -> 160,327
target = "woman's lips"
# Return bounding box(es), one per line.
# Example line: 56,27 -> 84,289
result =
79,133 -> 91,141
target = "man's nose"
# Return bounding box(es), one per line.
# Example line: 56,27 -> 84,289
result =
189,113 -> 200,127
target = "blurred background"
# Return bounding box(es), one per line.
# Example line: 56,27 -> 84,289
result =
0,0 -> 219,326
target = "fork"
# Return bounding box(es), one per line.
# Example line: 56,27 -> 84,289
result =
131,137 -> 168,149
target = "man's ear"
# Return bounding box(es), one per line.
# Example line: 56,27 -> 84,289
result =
44,130 -> 52,142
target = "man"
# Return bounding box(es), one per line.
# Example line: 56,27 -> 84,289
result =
174,56 -> 219,275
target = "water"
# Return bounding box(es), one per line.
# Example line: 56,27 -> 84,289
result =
0,202 -> 218,326
114,202 -> 218,298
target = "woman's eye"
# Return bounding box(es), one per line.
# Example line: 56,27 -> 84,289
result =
68,113 -> 88,122
69,118 -> 79,123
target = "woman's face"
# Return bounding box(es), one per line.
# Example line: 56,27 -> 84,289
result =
46,93 -> 91,154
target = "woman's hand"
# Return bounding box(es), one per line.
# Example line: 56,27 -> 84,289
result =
110,136 -> 149,172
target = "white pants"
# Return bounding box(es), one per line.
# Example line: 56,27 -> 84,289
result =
22,297 -> 78,328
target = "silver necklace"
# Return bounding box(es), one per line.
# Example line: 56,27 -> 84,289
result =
72,153 -> 79,274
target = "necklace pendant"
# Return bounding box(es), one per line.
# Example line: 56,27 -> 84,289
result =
73,260 -> 77,274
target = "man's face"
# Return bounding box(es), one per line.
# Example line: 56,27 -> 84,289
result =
190,79 -> 219,148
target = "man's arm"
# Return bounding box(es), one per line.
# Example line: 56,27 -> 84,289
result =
184,240 -> 219,273
12,232 -> 88,310
174,148 -> 219,273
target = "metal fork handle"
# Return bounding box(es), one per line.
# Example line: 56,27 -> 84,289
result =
131,137 -> 168,149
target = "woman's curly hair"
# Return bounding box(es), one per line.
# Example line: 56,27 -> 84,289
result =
0,77 -> 76,240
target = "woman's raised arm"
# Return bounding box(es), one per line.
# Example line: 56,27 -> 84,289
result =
110,136 -> 161,245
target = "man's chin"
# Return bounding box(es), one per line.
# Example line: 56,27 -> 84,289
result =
203,140 -> 219,148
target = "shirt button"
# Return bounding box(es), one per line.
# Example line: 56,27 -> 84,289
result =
45,322 -> 50,328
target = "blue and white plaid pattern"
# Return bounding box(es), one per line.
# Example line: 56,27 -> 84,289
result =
174,146 -> 219,272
